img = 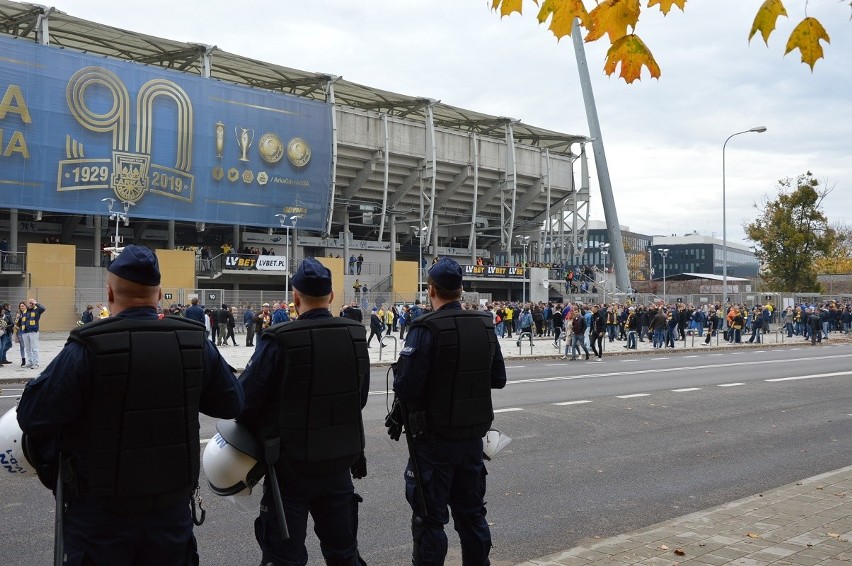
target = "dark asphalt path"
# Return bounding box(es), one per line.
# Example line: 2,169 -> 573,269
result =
1,344 -> 850,565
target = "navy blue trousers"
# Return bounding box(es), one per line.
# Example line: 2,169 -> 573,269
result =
255,469 -> 363,566
405,436 -> 491,565
62,497 -> 197,566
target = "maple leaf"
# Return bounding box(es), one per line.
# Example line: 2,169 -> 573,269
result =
749,0 -> 788,45
785,17 -> 831,71
604,34 -> 661,83
586,0 -> 641,43
491,0 -> 524,18
536,0 -> 592,40
647,0 -> 687,16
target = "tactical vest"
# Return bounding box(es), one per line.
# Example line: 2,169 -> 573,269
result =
67,316 -> 205,512
409,309 -> 497,440
263,317 -> 368,476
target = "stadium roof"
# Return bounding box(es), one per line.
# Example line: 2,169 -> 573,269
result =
0,0 -> 587,155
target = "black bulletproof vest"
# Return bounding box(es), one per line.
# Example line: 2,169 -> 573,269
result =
263,317 -> 368,476
68,316 -> 205,512
409,309 -> 497,440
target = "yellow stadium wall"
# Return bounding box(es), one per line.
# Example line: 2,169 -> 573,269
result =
156,249 -> 196,307
393,260 -> 418,304
316,257 -> 344,315
26,243 -> 76,332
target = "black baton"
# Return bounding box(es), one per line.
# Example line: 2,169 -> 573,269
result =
263,439 -> 290,541
400,404 -> 428,518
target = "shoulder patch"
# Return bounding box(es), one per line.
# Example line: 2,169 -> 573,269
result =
400,346 -> 416,356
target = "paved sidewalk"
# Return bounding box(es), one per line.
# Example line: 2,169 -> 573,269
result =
516,466 -> 852,566
0,327 -> 843,386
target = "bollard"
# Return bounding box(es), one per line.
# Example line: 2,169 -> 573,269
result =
516,331 -> 533,355
378,336 -> 399,361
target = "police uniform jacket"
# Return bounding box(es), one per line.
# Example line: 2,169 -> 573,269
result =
393,303 -> 506,440
16,307 -> 244,507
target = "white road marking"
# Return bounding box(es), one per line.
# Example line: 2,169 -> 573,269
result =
553,400 -> 592,406
505,353 -> 852,387
765,370 -> 852,382
683,355 -> 698,358
1,395 -> 21,399
620,359 -> 640,362
505,366 -> 526,369
616,393 -> 650,399
494,407 -> 524,413
369,390 -> 391,396
718,383 -> 745,387
652,357 -> 669,361
672,388 -> 702,392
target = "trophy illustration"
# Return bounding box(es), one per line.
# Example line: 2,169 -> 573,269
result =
215,121 -> 225,159
235,126 -> 254,162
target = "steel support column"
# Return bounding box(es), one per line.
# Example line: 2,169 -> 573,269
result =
469,133 -> 479,265
324,76 -> 341,236
499,120 -> 519,250
378,113 -> 390,241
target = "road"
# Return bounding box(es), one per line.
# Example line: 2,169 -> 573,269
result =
1,343 -> 850,565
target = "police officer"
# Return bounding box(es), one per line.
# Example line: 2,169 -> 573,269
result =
388,257 -> 507,565
238,258 -> 370,566
16,244 -> 244,565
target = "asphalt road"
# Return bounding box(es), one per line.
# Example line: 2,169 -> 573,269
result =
1,343 -> 850,565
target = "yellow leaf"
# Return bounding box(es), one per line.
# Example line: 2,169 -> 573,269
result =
586,0 -> 641,43
491,0 -> 524,18
785,17 -> 831,71
647,0 -> 687,16
536,0 -> 591,39
749,0 -> 788,45
603,34 -> 661,83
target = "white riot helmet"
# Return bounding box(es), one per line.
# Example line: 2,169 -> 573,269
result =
202,420 -> 264,497
482,428 -> 512,461
0,406 -> 36,478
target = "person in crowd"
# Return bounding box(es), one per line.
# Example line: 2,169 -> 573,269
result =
367,307 -> 386,348
244,304 -> 256,347
0,303 -> 12,364
20,298 -> 46,369
80,304 -> 95,326
16,244 -> 243,565
254,303 -> 272,345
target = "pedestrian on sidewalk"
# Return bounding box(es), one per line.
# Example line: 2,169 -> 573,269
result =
703,308 -> 719,345
367,307 -> 386,347
517,308 -> 534,347
625,307 -> 639,350
589,304 -> 605,361
568,310 -> 589,361
13,301 -> 26,366
0,303 -> 13,364
20,298 -> 45,369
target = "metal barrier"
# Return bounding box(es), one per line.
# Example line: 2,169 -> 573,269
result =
378,336 -> 398,362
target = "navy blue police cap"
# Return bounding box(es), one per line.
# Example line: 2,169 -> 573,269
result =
108,244 -> 161,286
428,257 -> 463,290
291,258 -> 332,297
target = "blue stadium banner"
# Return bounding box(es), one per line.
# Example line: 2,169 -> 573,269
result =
0,35 -> 332,230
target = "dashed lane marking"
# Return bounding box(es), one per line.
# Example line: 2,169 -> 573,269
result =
1,395 -> 21,399
616,393 -> 651,399
672,388 -> 702,392
505,366 -> 526,369
652,357 -> 669,361
765,370 -> 852,382
553,400 -> 592,406
718,383 -> 745,387
494,407 -> 524,413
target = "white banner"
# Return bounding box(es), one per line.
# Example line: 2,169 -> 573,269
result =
255,255 -> 288,271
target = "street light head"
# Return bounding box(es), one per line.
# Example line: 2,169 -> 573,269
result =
750,126 -> 767,133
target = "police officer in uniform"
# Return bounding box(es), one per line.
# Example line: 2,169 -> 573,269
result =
16,244 -> 244,566
389,257 -> 507,565
238,258 -> 370,566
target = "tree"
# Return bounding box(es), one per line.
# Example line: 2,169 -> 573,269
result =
813,223 -> 852,276
490,0 -> 847,83
744,172 -> 836,292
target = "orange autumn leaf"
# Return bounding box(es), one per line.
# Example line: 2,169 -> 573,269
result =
604,34 -> 661,83
536,0 -> 591,39
586,0 -> 641,43
785,17 -> 831,71
647,0 -> 687,16
749,0 -> 788,45
491,0 -> 524,18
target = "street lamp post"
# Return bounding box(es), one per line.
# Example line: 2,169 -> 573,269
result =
515,235 -> 530,304
102,198 -> 134,261
276,214 -> 300,303
411,225 -> 427,297
658,248 -> 669,305
723,126 -> 767,306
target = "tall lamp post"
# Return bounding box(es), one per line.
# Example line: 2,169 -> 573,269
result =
515,235 -> 530,304
658,248 -> 669,305
276,214 -> 300,303
411,225 -> 427,297
102,198 -> 134,261
723,126 -> 767,306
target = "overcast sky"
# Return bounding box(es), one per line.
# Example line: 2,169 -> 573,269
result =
45,0 -> 851,246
